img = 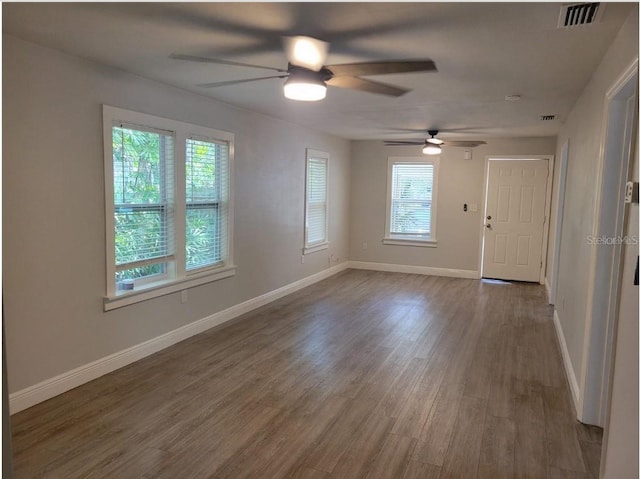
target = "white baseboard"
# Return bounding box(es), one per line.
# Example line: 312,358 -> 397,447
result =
553,309 -> 580,415
9,262 -> 349,414
348,261 -> 480,279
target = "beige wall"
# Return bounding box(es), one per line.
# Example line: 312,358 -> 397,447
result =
349,138 -> 556,272
545,8 -> 638,418
2,35 -> 351,394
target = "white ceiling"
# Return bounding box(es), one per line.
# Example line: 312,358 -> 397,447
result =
3,2 -> 632,141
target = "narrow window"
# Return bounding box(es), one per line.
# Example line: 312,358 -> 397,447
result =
304,149 -> 329,253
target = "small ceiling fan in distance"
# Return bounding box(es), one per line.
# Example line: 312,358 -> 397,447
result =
384,130 -> 487,155
171,35 -> 437,101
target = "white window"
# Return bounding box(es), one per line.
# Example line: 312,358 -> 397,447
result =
304,149 -> 329,253
384,157 -> 439,247
103,106 -> 235,310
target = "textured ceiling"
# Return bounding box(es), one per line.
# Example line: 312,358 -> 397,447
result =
3,2 -> 632,140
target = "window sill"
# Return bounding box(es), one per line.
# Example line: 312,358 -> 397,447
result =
383,237 -> 437,248
104,265 -> 237,311
303,242 -> 329,254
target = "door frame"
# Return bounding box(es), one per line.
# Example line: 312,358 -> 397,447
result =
479,155 -> 555,284
549,141 -> 569,305
579,58 -> 638,426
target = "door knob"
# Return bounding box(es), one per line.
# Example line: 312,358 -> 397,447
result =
486,223 -> 492,229
487,215 -> 492,220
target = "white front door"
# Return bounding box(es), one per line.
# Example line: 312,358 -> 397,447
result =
482,159 -> 549,282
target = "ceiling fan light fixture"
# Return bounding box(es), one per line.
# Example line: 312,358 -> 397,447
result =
291,37 -> 327,71
283,72 -> 327,101
423,144 -> 442,155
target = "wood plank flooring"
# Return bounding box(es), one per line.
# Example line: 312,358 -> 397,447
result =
10,270 -> 603,478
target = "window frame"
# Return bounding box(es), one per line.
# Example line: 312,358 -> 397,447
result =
103,105 -> 235,310
303,149 -> 330,254
383,156 -> 439,247
184,135 -> 229,273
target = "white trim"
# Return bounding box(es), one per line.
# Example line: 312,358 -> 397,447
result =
579,58 -> 638,426
553,309 -> 580,415
303,242 -> 329,255
382,237 -> 437,247
104,265 -> 237,311
9,262 -> 349,414
349,261 -> 479,279
549,141 -> 570,305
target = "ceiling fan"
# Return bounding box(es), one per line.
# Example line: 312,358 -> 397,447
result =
384,130 -> 487,155
171,35 -> 436,101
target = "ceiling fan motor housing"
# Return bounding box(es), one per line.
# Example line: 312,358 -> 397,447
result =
287,64 -> 333,83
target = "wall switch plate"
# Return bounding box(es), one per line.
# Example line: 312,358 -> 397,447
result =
469,203 -> 478,212
464,149 -> 472,160
625,181 -> 633,203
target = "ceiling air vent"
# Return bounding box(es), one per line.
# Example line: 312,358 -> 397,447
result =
540,115 -> 556,121
558,3 -> 603,28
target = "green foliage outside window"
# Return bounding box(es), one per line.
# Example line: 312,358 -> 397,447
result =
112,128 -> 223,284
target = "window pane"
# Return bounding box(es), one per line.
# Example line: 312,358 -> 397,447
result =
112,124 -> 173,280
307,158 -> 327,203
306,155 -> 328,246
390,163 -> 434,235
391,201 -> 431,234
116,264 -> 165,284
113,127 -> 166,204
185,137 -> 228,271
307,204 -> 327,244
186,207 -> 220,270
186,139 -> 218,202
114,209 -> 167,265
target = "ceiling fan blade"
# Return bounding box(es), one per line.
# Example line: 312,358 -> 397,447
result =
198,75 -> 288,88
327,60 -> 436,78
170,53 -> 288,73
327,76 -> 409,97
384,140 -> 424,145
426,138 -> 444,145
282,35 -> 329,72
441,140 -> 487,148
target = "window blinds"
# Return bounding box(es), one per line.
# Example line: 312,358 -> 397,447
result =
112,124 -> 175,281
306,157 -> 328,245
185,137 -> 229,271
390,163 -> 434,235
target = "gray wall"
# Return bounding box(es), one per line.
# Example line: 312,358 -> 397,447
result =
2,35 -> 351,394
349,138 -> 557,272
546,8 -> 638,410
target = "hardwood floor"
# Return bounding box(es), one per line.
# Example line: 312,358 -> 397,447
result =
11,270 -> 603,478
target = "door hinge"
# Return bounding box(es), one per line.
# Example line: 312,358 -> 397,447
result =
625,181 -> 639,204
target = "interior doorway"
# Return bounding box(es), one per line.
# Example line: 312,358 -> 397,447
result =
580,60 -> 638,427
